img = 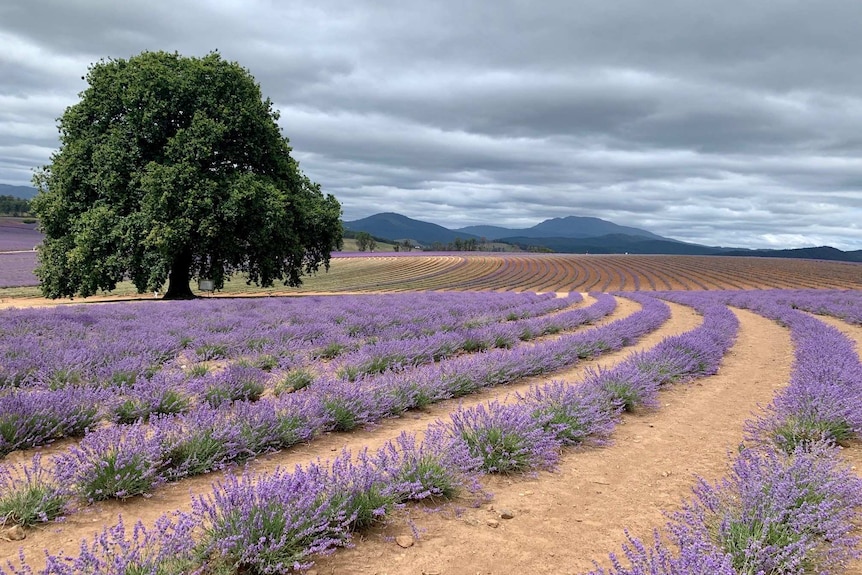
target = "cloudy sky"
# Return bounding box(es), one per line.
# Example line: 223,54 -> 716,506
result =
2,1 -> 862,249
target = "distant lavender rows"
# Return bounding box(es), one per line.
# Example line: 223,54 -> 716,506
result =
0,252 -> 37,288
1,291 -> 576,390
0,293 -> 732,574
1,291 -> 598,454
0,221 -> 41,253
584,289 -> 862,575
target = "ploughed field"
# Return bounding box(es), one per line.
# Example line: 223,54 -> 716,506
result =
2,253 -> 862,297
2,284 -> 862,573
292,252 -> 862,292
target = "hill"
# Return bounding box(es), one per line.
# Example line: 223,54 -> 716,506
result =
718,246 -> 862,263
344,213 -> 480,245
459,216 -> 669,241
500,234 -> 719,255
343,212 -> 861,262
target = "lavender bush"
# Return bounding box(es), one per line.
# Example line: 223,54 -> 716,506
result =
670,443 -> 862,574
519,380 -> 616,446
53,425 -> 163,502
0,455 -> 69,527
191,464 -> 353,574
0,388 -> 102,456
378,428 -> 482,501
30,514 -> 198,575
586,530 -> 736,575
445,401 -> 561,474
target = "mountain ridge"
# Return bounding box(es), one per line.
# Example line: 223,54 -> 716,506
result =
344,212 -> 862,262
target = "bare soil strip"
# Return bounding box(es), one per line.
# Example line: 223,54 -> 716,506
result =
308,308 -> 794,575
1,295 -> 692,568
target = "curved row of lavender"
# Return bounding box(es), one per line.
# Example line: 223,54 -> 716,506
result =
0,292 -> 663,517
1,291 -> 576,389
768,288 -> 862,326
582,290 -> 862,575
0,291 -> 589,454
0,293 -> 737,574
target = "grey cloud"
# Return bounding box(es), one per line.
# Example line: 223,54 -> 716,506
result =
1,0 -> 861,250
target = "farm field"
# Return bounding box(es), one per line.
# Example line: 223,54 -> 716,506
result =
1,275 -> 862,572
2,253 -> 862,302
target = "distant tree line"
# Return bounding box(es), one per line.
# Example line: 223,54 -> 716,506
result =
0,195 -> 32,216
424,237 -> 516,252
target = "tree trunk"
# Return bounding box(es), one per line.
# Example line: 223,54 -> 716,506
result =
163,250 -> 196,300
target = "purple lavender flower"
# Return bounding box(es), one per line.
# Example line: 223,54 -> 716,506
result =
192,465 -> 352,574
444,400 -> 562,474
53,424 -> 163,502
585,530 -> 736,575
0,454 -> 70,526
35,513 -> 198,575
518,380 -> 617,446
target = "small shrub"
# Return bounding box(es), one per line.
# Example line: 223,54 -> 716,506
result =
769,414 -> 854,454
382,429 -> 481,502
0,455 -> 69,526
519,381 -> 616,446
54,426 -> 163,502
201,365 -> 267,407
187,363 -> 209,377
192,466 -> 352,574
274,368 -> 315,395
447,401 -> 560,474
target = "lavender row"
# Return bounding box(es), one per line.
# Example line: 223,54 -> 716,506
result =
0,292 -> 577,391
326,292 -> 616,381
583,290 -> 862,574
0,294 -> 603,455
1,293 -> 741,574
770,288 -> 862,326
0,293 -> 669,519
720,291 -> 862,451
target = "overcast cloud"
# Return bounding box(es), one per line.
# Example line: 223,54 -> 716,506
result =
2,0 -> 861,249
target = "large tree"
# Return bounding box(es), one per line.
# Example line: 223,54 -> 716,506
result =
32,51 -> 342,299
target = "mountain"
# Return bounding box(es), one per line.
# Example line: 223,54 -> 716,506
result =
455,225 -> 516,240
500,234 -> 721,255
343,212 -> 861,262
344,212 -> 480,245
458,215 -> 669,241
717,246 -> 862,262
0,184 -> 38,200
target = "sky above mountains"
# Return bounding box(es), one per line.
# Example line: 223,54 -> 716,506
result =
2,1 -> 861,249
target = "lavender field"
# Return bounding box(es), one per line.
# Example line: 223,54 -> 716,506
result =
0,220 -> 41,253
0,289 -> 861,574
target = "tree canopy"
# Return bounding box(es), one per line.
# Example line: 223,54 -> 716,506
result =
32,50 -> 342,299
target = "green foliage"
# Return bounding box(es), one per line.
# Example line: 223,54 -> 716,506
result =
395,455 -> 461,500
0,196 -> 31,216
274,368 -> 314,395
771,414 -> 854,453
0,482 -> 68,527
354,231 -> 376,252
31,50 -> 342,299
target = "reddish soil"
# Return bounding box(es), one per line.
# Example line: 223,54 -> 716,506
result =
2,296 -> 862,574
